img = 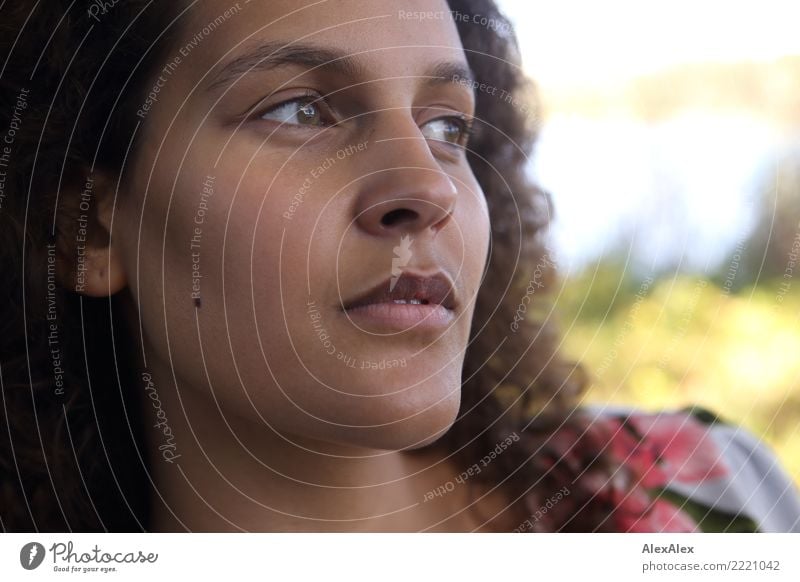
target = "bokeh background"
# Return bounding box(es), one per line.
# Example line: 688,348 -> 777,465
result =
496,0 -> 800,484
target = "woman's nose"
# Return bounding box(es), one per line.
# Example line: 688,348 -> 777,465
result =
352,121 -> 459,238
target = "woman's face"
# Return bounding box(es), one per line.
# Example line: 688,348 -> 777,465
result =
116,0 -> 490,451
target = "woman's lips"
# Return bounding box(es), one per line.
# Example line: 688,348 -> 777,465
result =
342,300 -> 455,333
340,272 -> 458,333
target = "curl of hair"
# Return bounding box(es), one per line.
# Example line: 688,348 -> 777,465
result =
445,0 -> 618,532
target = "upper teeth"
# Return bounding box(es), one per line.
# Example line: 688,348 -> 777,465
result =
393,299 -> 424,304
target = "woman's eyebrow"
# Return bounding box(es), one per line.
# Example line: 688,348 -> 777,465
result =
206,40 -> 476,95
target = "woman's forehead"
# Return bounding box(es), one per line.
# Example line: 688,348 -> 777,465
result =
181,0 -> 465,58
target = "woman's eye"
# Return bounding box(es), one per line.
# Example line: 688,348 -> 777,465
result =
259,95 -> 328,127
421,116 -> 474,148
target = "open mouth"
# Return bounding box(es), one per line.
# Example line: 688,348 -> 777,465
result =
341,272 -> 457,332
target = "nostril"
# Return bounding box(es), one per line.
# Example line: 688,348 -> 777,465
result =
381,208 -> 418,227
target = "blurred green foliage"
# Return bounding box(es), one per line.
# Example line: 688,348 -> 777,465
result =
555,263 -> 800,486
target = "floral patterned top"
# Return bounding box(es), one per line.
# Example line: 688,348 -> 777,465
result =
584,405 -> 800,532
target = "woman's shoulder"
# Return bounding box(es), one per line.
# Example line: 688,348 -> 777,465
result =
581,404 -> 800,532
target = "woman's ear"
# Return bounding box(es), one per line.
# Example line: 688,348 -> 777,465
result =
55,169 -> 128,297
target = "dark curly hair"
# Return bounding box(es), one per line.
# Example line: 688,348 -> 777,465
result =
0,0 -> 622,532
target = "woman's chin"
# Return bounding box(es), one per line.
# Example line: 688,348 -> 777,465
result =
336,393 -> 461,452
297,376 -> 463,452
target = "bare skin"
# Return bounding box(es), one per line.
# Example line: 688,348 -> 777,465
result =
75,0 -> 508,531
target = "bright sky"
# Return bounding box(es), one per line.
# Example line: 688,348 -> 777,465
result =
493,0 -> 799,273
496,0 -> 800,89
